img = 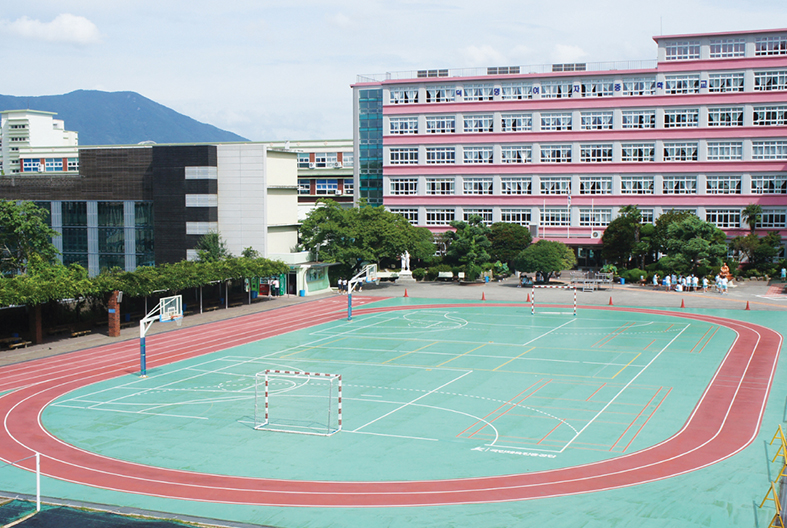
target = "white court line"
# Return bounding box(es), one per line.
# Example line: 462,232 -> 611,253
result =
522,319 -> 576,346
351,370 -> 473,433
344,431 -> 438,442
559,323 -> 691,453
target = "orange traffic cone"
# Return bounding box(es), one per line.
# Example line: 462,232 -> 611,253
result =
526,293 -> 531,303
482,292 -> 486,301
404,289 -> 408,298
609,297 -> 613,306
745,301 -> 750,310
680,299 -> 685,308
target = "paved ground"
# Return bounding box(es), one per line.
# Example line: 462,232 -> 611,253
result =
3,276 -> 784,369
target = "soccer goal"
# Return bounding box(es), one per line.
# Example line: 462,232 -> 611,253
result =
254,370 -> 342,436
531,285 -> 577,316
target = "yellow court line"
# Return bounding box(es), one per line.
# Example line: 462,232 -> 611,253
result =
437,343 -> 488,368
280,337 -> 347,358
382,341 -> 439,364
611,353 -> 642,379
493,347 -> 535,371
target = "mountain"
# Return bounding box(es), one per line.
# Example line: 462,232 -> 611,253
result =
0,90 -> 248,145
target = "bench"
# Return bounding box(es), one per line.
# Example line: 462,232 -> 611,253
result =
120,321 -> 135,329
46,326 -> 70,336
8,340 -> 32,350
229,302 -> 243,308
204,306 -> 219,312
437,272 -> 454,280
71,329 -> 92,338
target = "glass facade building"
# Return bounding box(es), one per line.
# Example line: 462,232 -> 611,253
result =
356,88 -> 383,205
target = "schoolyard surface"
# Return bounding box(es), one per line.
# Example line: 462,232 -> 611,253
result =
0,277 -> 785,527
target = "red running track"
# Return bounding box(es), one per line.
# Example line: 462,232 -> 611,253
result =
0,298 -> 781,507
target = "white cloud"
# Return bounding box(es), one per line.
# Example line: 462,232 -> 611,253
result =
552,44 -> 587,64
462,45 -> 506,66
5,14 -> 101,45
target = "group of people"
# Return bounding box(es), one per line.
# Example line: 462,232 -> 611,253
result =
336,278 -> 357,294
652,273 -> 707,293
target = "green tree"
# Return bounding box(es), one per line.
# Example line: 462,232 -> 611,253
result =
488,222 -> 531,267
664,215 -> 727,271
513,240 -> 577,282
443,216 -> 492,276
0,200 -> 59,275
600,206 -> 642,268
241,247 -> 260,259
741,204 -> 763,233
730,232 -> 781,271
654,209 -> 696,255
195,232 -> 231,262
299,199 -> 434,273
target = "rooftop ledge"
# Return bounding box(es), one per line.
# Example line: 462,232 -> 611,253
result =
356,59 -> 658,83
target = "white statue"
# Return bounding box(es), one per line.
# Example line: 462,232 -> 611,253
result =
400,250 -> 411,271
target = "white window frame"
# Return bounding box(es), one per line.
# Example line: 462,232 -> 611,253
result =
426,208 -> 455,225
663,143 -> 698,162
186,222 -> 218,235
622,110 -> 655,129
662,175 -> 697,194
501,177 -> 531,195
463,208 -> 493,224
579,176 -> 612,194
425,178 -> 456,195
540,176 -> 571,195
580,79 -> 614,97
708,107 -> 744,127
708,72 -> 744,93
664,75 -> 700,94
501,82 -> 533,100
622,78 -> 656,96
540,208 -> 570,226
706,142 -> 743,161
754,106 -> 787,126
389,178 -> 418,195
579,208 -> 611,226
664,108 -> 699,128
463,114 -> 494,133
390,86 -> 419,104
580,111 -> 613,130
621,176 -> 654,194
705,175 -> 742,194
621,143 -> 655,162
541,112 -> 572,131
426,115 -> 456,134
462,177 -> 493,195
500,209 -> 532,225
463,146 -> 493,164
754,71 -> 787,91
705,209 -> 741,229
463,84 -> 494,101
710,38 -> 745,58
185,194 -> 218,207
752,141 -> 787,160
540,145 -> 572,163
426,147 -> 456,164
756,35 -> 787,56
315,179 -> 338,195
580,145 -> 613,163
425,85 -> 455,103
501,145 -> 531,164
759,209 -> 787,228
389,147 -> 419,165
185,166 -> 218,180
752,175 -> 787,194
389,208 -> 419,225
501,113 -> 532,132
665,40 -> 700,60
540,81 -> 573,99
389,116 -> 418,134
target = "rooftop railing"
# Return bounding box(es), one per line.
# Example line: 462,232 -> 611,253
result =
357,59 -> 658,83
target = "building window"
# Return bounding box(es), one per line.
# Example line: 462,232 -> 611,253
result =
663,143 -> 698,161
390,86 -> 419,104
708,107 -> 744,127
343,153 -> 354,168
426,147 -> 456,164
463,208 -> 493,224
390,178 -> 418,195
759,209 -> 787,228
752,141 -> 787,160
705,209 -> 741,228
297,153 -> 310,168
316,179 -> 339,194
343,180 -> 354,195
665,75 -> 700,94
754,71 -> 787,91
185,166 -> 218,179
541,112 -> 572,131
390,116 -> 418,134
463,114 -> 494,133
390,147 -> 418,164
541,208 -> 570,226
622,110 -> 655,129
621,176 -> 654,194
753,106 -> 787,126
706,175 -> 742,194
313,152 -> 329,168
755,35 -> 787,56
9,137 -> 28,142
426,208 -> 455,225
621,143 -> 655,162
426,178 -> 455,195
579,208 -> 611,226
579,176 -> 612,194
752,175 -> 787,194
665,40 -> 700,60
463,177 -> 493,195
298,179 -> 310,195
708,72 -> 744,93
21,159 -> 42,172
663,175 -> 697,194
44,158 -> 64,172
540,176 -> 571,195
622,77 -> 656,96
67,157 -> 78,171
463,146 -> 493,164
580,79 -> 614,97
580,145 -> 613,163
463,84 -> 494,101
185,194 -> 219,207
426,85 -> 455,103
501,82 -> 533,100
186,222 -> 219,235
426,115 -> 455,134
500,209 -> 531,225
501,113 -> 532,132
706,142 -> 743,161
390,208 -> 418,225
62,202 -> 87,226
501,145 -> 531,164
710,38 -> 745,58
640,209 -> 654,224
501,177 -> 531,195
540,81 -> 573,99
580,111 -> 613,130
664,108 -> 699,128
541,145 -> 572,163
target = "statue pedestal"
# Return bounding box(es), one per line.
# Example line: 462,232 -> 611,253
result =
396,271 -> 417,284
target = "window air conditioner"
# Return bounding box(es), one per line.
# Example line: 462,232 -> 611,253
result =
309,163 -> 316,169
591,230 -> 602,239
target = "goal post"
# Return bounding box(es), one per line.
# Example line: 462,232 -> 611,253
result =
531,285 -> 577,316
254,370 -> 342,436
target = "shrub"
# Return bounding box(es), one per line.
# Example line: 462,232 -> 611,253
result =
425,264 -> 453,281
411,268 -> 426,280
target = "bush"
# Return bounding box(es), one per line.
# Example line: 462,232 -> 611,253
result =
425,264 -> 453,281
411,268 -> 426,280
621,268 -> 646,283
465,264 -> 482,281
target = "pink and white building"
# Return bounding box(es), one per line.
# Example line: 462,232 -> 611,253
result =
352,28 -> 787,263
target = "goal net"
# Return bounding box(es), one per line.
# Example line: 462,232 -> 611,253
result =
254,370 -> 342,436
531,285 -> 577,316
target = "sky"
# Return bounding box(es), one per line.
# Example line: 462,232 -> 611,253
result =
3,1 -> 787,142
